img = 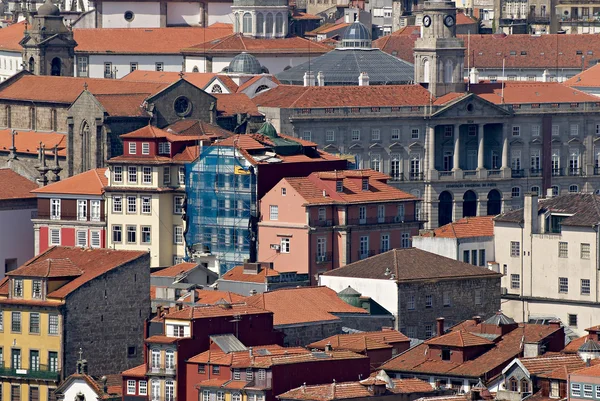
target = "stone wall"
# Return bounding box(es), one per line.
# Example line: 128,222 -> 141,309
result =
0,102 -> 69,132
62,253 -> 151,376
336,314 -> 395,332
279,321 -> 342,346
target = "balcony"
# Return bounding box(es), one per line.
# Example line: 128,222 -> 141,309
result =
148,366 -> 176,376
315,251 -> 333,264
311,219 -> 333,227
409,172 -> 423,181
389,173 -> 405,181
530,168 -> 543,177
552,168 -> 563,177
595,166 -> 600,175
358,250 -> 377,260
528,14 -> 550,24
487,169 -> 501,177
346,215 -> 420,226
568,167 -> 583,176
511,169 -> 525,178
0,364 -> 60,381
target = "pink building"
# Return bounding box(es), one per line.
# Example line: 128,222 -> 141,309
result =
258,169 -> 424,282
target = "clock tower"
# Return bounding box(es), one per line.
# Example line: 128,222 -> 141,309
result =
414,0 -> 465,97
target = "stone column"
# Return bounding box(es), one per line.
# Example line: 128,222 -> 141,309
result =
452,123 -> 460,171
477,124 -> 485,170
427,124 -> 435,173
501,124 -> 509,169
251,11 -> 257,37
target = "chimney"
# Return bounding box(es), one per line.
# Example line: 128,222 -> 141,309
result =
243,262 -> 261,275
249,347 -> 253,357
542,69 -> 550,82
303,71 -> 315,87
325,342 -> 333,352
469,67 -> 479,84
317,71 -> 325,86
524,192 -> 539,235
473,316 -> 482,325
549,319 -> 561,330
436,317 -> 445,337
546,187 -> 554,199
358,72 -> 369,86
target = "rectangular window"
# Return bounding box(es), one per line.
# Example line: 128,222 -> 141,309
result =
570,124 -> 579,136
559,242 -> 568,258
569,314 -> 578,327
217,392 -> 224,401
49,314 -> 59,335
270,205 -> 278,220
49,351 -> 58,372
11,385 -> 20,401
301,131 -> 311,141
142,197 -> 151,214
371,129 -> 380,141
139,381 -> 147,396
142,143 -> 150,155
581,243 -> 590,259
202,391 -> 210,401
159,142 -> 172,155
90,231 -> 100,248
163,167 -> 171,184
104,62 -> 112,78
258,369 -> 266,380
471,249 -> 478,266
351,129 -> 360,141
359,206 -> 366,223
76,230 -> 87,247
411,128 -> 419,139
510,241 -> 520,257
127,196 -> 137,213
112,225 -> 122,243
77,56 -> 88,77
559,277 -> 568,293
141,226 -> 151,244
155,62 -> 164,71
359,236 -> 369,259
280,237 -> 290,253
475,289 -> 482,305
113,196 -> 122,213
30,313 -> 40,333
143,167 -> 152,184
91,200 -> 101,221
233,369 -> 241,380
401,232 -> 411,248
77,200 -> 87,221
425,324 -> 433,338
552,125 -> 559,136
425,294 -> 432,308
13,279 -> 23,297
50,199 -> 60,220
246,368 -> 253,381
531,125 -> 540,136
318,207 -> 326,221
174,226 -> 183,244
512,126 -> 520,136
29,387 -> 38,401
407,294 -> 415,310
551,381 -> 559,398
463,250 -> 470,263
479,249 -> 486,266
582,279 -> 591,295
127,226 -> 137,244
11,312 -> 20,332
213,365 -> 220,374
128,166 -> 137,183
584,385 -> 593,398
380,234 -> 390,253
173,196 -> 184,214
127,381 -> 136,395
325,130 -> 335,142
32,280 -> 42,299
443,291 -> 451,307
113,166 -> 123,183
511,274 -> 520,289
178,167 -> 185,185
391,129 -> 400,140
129,142 -> 136,155
130,62 -> 138,72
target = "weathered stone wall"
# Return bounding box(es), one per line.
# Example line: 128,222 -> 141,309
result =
279,321 -> 342,347
62,252 -> 151,376
336,314 -> 395,332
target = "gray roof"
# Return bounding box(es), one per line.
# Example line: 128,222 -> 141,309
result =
210,334 -> 248,353
338,285 -> 361,296
341,21 -> 372,48
227,52 -> 262,74
579,339 -> 600,353
275,48 -> 414,86
483,312 -> 516,326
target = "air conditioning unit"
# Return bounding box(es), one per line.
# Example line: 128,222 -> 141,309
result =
270,244 -> 281,251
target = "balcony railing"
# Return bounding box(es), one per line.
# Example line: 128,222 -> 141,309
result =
511,169 -> 525,178
409,172 -> 423,181
0,364 -> 60,381
552,168 -> 563,177
148,366 -> 176,376
358,250 -> 377,260
346,215 -> 420,226
487,169 -> 501,177
389,173 -> 405,181
530,168 -> 543,177
315,251 -> 333,263
568,167 -> 582,176
595,166 -> 600,175
311,219 -> 333,227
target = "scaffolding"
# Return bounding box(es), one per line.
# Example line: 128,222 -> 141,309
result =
184,145 -> 257,275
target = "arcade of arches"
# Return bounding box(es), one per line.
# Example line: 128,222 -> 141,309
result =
438,189 -> 502,227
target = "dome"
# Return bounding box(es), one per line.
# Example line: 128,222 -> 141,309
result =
228,52 -> 262,74
341,21 -> 372,48
579,339 -> 600,353
37,0 -> 60,16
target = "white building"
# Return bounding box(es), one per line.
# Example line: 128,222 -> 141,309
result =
413,216 -> 496,267
495,192 -> 600,336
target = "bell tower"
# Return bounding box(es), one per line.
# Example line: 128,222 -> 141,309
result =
20,0 -> 77,76
414,0 -> 465,97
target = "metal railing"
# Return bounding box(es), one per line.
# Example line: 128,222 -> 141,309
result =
530,168 -> 543,177
568,167 -> 582,176
311,219 -> 333,227
358,250 -> 377,260
0,364 -> 60,381
346,215 -> 420,226
595,166 -> 600,175
315,252 -> 333,263
409,172 -> 423,181
487,170 -> 501,177
552,168 -> 563,177
511,169 -> 525,178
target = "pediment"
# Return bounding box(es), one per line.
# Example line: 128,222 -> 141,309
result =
593,136 -> 600,143
348,143 -> 363,150
531,138 -> 542,145
568,137 -> 582,145
510,139 -> 524,146
369,142 -> 384,150
551,138 -> 562,144
389,142 -> 404,150
408,141 -> 423,150
431,93 -> 512,119
323,144 -> 339,152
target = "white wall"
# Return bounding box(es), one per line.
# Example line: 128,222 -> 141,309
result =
413,237 -> 457,260
458,237 -> 496,264
61,378 -> 101,401
167,2 -> 201,26
319,275 -> 398,319
207,2 -> 234,25
102,2 -> 161,28
0,51 -> 23,81
88,54 -> 184,79
0,208 -> 35,279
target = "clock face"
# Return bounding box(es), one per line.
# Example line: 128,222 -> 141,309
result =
423,15 -> 432,27
444,15 -> 455,27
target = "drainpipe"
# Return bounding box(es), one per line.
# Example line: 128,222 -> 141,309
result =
519,221 -> 525,323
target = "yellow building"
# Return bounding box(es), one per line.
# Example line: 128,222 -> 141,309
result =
0,246 -> 150,401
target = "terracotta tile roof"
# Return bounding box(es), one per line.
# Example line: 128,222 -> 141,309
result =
120,124 -> 209,141
571,362 -> 600,377
252,84 -> 433,108
220,265 -> 280,284
166,119 -> 233,139
73,25 -> 232,54
433,92 -> 465,105
198,379 -> 230,388
0,21 -> 27,51
291,11 -> 322,20
456,11 -> 478,25
145,335 -> 182,344
420,216 -> 494,239
244,286 -> 367,326
375,32 -> 600,70
216,134 -> 266,150
121,70 -> 240,93
121,364 -> 146,378
269,350 -> 367,366
0,169 -> 37,200
469,82 -> 598,104
152,262 -> 198,277
31,168 -> 107,196
494,193 -> 600,227
164,302 -> 271,320
425,331 -> 494,348
519,354 -> 586,376
0,73 -> 169,104
93,94 -> 149,117
307,22 -> 351,35
7,257 -> 83,278
380,323 -> 561,378
195,290 -> 246,305
322,248 -> 502,282
563,335 -> 588,353
278,378 -> 434,400
0,129 -> 66,157
4,247 -> 147,299
214,93 -> 261,116
236,75 -> 278,93
565,63 -> 600,88
182,33 -> 331,55
188,344 -> 302,365
283,169 -> 415,206
308,330 -> 409,352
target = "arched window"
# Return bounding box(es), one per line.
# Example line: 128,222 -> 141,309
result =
531,186 -> 540,196
255,85 -> 269,94
551,185 -> 559,196
256,13 -> 264,35
275,13 -> 284,34
243,13 -> 252,34
423,59 -> 430,83
192,66 -> 199,73
28,57 -> 35,73
444,59 -> 453,83
234,12 -> 239,32
511,187 -> 521,198
51,57 -> 61,76
266,13 -> 274,36
80,121 -> 90,172
463,190 -> 477,217
211,84 -> 223,93
509,377 -> 518,392
569,184 -> 579,193
438,191 -> 453,227
487,189 -> 502,215
151,380 -> 160,401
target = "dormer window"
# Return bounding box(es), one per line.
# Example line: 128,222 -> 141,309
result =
441,348 -> 451,361
129,142 -> 136,155
32,280 -> 42,299
336,181 -> 343,193
142,142 -> 150,155
362,178 -> 369,191
159,142 -> 171,155
13,278 -> 23,297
